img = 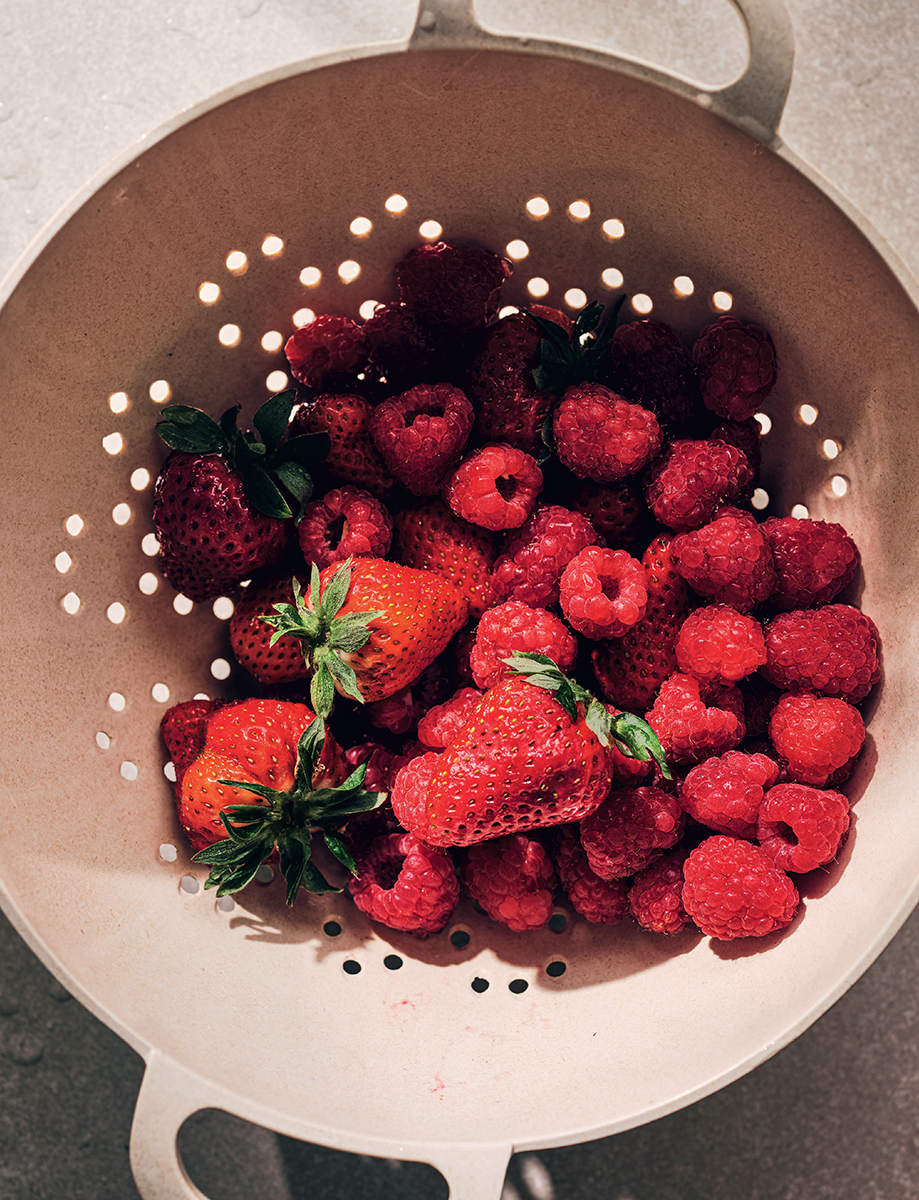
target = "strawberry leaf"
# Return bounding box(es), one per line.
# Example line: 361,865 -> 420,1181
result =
156,405 -> 228,454
321,830 -> 357,876
253,390 -> 298,452
243,465 -> 294,520
609,711 -> 672,779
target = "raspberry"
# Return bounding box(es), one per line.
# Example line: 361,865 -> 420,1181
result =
692,315 -> 777,421
396,241 -> 511,334
628,847 -> 691,934
679,750 -> 780,838
671,508 -> 775,612
368,382 -> 473,496
682,835 -> 799,939
756,783 -> 850,873
361,302 -> 455,391
645,439 -> 754,531
348,832 -> 460,936
444,443 -> 543,531
392,498 -> 498,618
710,417 -> 763,484
365,687 -> 419,736
461,834 -> 556,932
579,786 -> 685,879
284,314 -> 368,389
553,825 -> 630,925
296,485 -> 393,569
491,503 -> 600,607
469,599 -> 577,689
762,604 -> 881,703
646,672 -> 745,764
417,687 -> 484,749
559,546 -> 649,639
761,517 -> 860,610
675,603 -> 767,684
567,479 -> 650,551
768,692 -> 865,787
343,742 -> 397,792
552,383 -> 663,482
599,319 -> 704,435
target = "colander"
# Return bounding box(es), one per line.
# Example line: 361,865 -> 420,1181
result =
2,2 -> 918,1197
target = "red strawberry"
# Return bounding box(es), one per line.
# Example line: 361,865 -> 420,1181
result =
591,533 -> 696,713
290,392 -> 397,499
160,698 -> 226,785
229,573 -> 311,685
174,700 -> 385,904
392,498 -> 498,619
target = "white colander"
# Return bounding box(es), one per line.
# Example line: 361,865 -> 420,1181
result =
2,3 -> 918,1197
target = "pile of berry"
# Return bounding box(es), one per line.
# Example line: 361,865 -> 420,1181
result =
155,240 -> 879,943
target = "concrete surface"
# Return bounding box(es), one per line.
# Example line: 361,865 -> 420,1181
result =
4,1 -> 919,1197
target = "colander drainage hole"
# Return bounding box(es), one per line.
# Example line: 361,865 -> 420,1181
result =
383,955 -> 403,971
508,979 -> 528,994
449,930 -> 471,949
343,960 -> 361,975
471,978 -> 489,993
323,920 -> 342,937
546,961 -> 567,978
547,912 -> 567,932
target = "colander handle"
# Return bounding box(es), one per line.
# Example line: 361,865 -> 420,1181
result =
409,0 -> 795,143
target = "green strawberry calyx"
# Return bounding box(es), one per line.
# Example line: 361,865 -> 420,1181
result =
505,651 -> 672,780
191,716 -> 386,904
259,559 -> 383,719
156,390 -> 330,520
526,294 -> 628,396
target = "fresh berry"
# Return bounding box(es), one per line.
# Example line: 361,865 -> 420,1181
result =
284,314 -> 368,389
692,315 -> 777,421
603,704 -> 655,784
491,503 -> 599,607
628,846 -> 691,934
365,687 -> 421,735
465,306 -> 572,453
599,319 -> 704,435
552,383 -> 663,483
646,672 -> 745,764
710,417 -> 763,487
645,439 -> 754,531
559,546 -> 649,640
361,302 -> 455,391
591,533 -> 695,713
461,834 -> 557,932
682,834 -> 799,939
761,517 -> 860,610
444,443 -> 543,531
368,382 -> 474,496
671,508 -> 775,612
290,392 -> 397,499
469,599 -> 577,689
675,603 -> 767,684
342,742 -> 397,793
761,604 -> 881,703
416,686 -> 484,749
160,698 -> 226,786
392,498 -> 498,618
567,479 -> 650,551
297,485 -> 393,569
229,572 -> 311,685
768,692 -> 865,787
552,825 -> 630,925
579,786 -> 685,879
679,750 -> 780,837
396,241 -> 511,334
348,832 -> 460,936
756,783 -> 850,873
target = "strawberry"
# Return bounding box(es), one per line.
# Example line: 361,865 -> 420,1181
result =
160,698 -> 226,785
390,655 -> 669,848
260,557 -> 469,716
152,391 -> 326,601
290,391 -> 398,500
229,573 -> 311,685
175,700 -> 386,903
392,498 -> 498,619
591,532 -> 696,713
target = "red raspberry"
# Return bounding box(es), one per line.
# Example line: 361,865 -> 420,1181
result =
756,783 -> 850,873
396,241 -> 511,334
492,503 -> 599,607
284,314 -> 368,389
692,315 -> 777,421
416,686 -> 484,749
297,485 -> 392,569
348,832 -> 460,936
559,546 -> 649,640
393,498 -> 497,619
579,786 -> 685,880
444,443 -> 543,531
682,835 -> 799,939
461,834 -> 556,932
368,382 -> 473,496
361,302 -> 455,391
671,508 -> 775,612
628,846 -> 691,934
762,604 -> 881,703
599,319 -> 704,435
679,750 -> 780,838
768,692 -> 865,787
343,742 -> 397,792
568,479 -> 650,552
553,825 -> 630,925
645,439 -> 754,531
469,599 -> 577,689
553,383 -> 663,482
646,672 -> 745,764
365,687 -> 420,736
761,517 -> 860,610
675,603 -> 767,684
710,417 -> 763,484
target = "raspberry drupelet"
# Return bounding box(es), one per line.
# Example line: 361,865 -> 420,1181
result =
671,507 -> 775,612
679,750 -> 780,838
756,783 -> 851,873
552,383 -> 663,482
559,546 -> 650,640
368,382 -> 474,496
491,503 -> 600,608
297,485 -> 393,569
762,603 -> 881,703
646,672 -> 746,764
461,834 -> 557,932
469,599 -> 577,690
579,786 -> 685,880
444,443 -> 543,531
553,825 -> 630,925
396,241 -> 512,334
768,692 -> 865,787
348,832 -> 460,936
645,438 -> 754,531
761,516 -> 860,610
284,314 -> 369,389
628,846 -> 691,935
682,835 -> 799,940
692,314 -> 777,421
675,603 -> 767,685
